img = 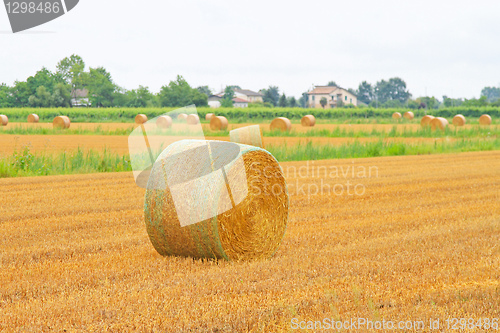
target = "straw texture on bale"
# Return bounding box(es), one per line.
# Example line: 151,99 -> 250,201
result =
27,114 -> 39,123
301,115 -> 316,127
420,115 -> 434,127
430,117 -> 449,131
135,114 -> 148,124
177,113 -> 188,120
210,116 -> 228,131
452,114 -> 466,126
0,115 -> 8,126
392,112 -> 402,119
186,114 -> 200,125
403,111 -> 414,120
144,141 -> 289,261
270,117 -> 292,132
53,116 -> 70,129
229,125 -> 264,148
479,114 -> 492,125
156,115 -> 172,129
205,113 -> 214,120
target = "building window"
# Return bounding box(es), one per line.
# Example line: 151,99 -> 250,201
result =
332,96 -> 334,100
312,96 -> 315,101
350,98 -> 352,103
345,96 -> 347,101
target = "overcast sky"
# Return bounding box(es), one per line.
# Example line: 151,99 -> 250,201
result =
1,0 -> 500,99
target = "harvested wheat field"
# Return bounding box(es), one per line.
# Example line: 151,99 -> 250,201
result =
0,134 -> 469,156
1,151 -> 499,331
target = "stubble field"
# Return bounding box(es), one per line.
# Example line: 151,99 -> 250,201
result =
1,151 -> 499,332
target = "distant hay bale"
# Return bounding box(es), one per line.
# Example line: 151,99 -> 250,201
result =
186,114 -> 200,125
452,114 -> 466,126
144,140 -> 288,261
270,117 -> 292,132
230,125 -> 264,148
156,115 -> 172,129
301,115 -> 316,127
403,111 -> 414,120
210,116 -> 228,131
205,113 -> 214,120
27,114 -> 39,123
430,117 -> 449,131
392,112 -> 402,120
135,114 -> 148,124
53,116 -> 70,129
177,113 -> 188,121
479,114 -> 492,125
420,115 -> 434,127
0,115 -> 8,126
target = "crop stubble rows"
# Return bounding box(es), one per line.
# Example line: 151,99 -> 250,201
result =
0,151 -> 499,331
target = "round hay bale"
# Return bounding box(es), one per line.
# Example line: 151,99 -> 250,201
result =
479,114 -> 492,125
301,115 -> 316,127
0,115 -> 8,126
135,114 -> 148,124
420,115 -> 435,127
53,116 -> 70,129
186,114 -> 200,125
156,115 -> 172,129
27,114 -> 39,123
177,113 -> 188,121
144,140 -> 288,261
430,117 -> 449,131
392,112 -> 402,120
270,117 -> 292,132
452,114 -> 466,126
230,125 -> 264,148
210,116 -> 228,131
403,111 -> 414,120
205,113 -> 214,121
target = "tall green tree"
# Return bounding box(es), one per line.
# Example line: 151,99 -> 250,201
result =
261,86 -> 280,106
28,86 -> 52,107
278,93 -> 287,107
196,86 -> 212,96
374,77 -> 411,104
11,81 -> 31,107
84,67 -> 116,107
298,92 -> 309,108
57,54 -> 86,104
356,81 -> 373,105
288,96 -> 297,107
51,83 -> 72,107
327,81 -> 337,87
320,97 -> 327,108
481,86 -> 500,102
0,84 -> 14,107
158,75 -> 208,107
221,86 -> 235,107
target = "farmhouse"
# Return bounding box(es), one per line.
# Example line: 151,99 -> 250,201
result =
71,88 -> 90,107
307,86 -> 357,108
208,88 -> 260,108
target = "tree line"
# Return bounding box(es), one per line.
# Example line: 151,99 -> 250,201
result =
1,54 -> 499,109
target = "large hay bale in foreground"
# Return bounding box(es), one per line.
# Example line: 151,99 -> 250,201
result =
403,111 -> 414,120
392,112 -> 402,120
156,115 -> 172,129
27,114 -> 39,123
230,125 -> 264,148
452,114 -> 466,126
177,113 -> 188,121
430,117 -> 448,131
0,115 -> 8,126
144,140 -> 288,261
270,117 -> 292,132
301,115 -> 316,127
186,114 -> 200,125
135,114 -> 148,124
53,116 -> 70,129
210,116 -> 228,131
420,115 -> 434,127
479,114 -> 492,125
205,113 -> 214,120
